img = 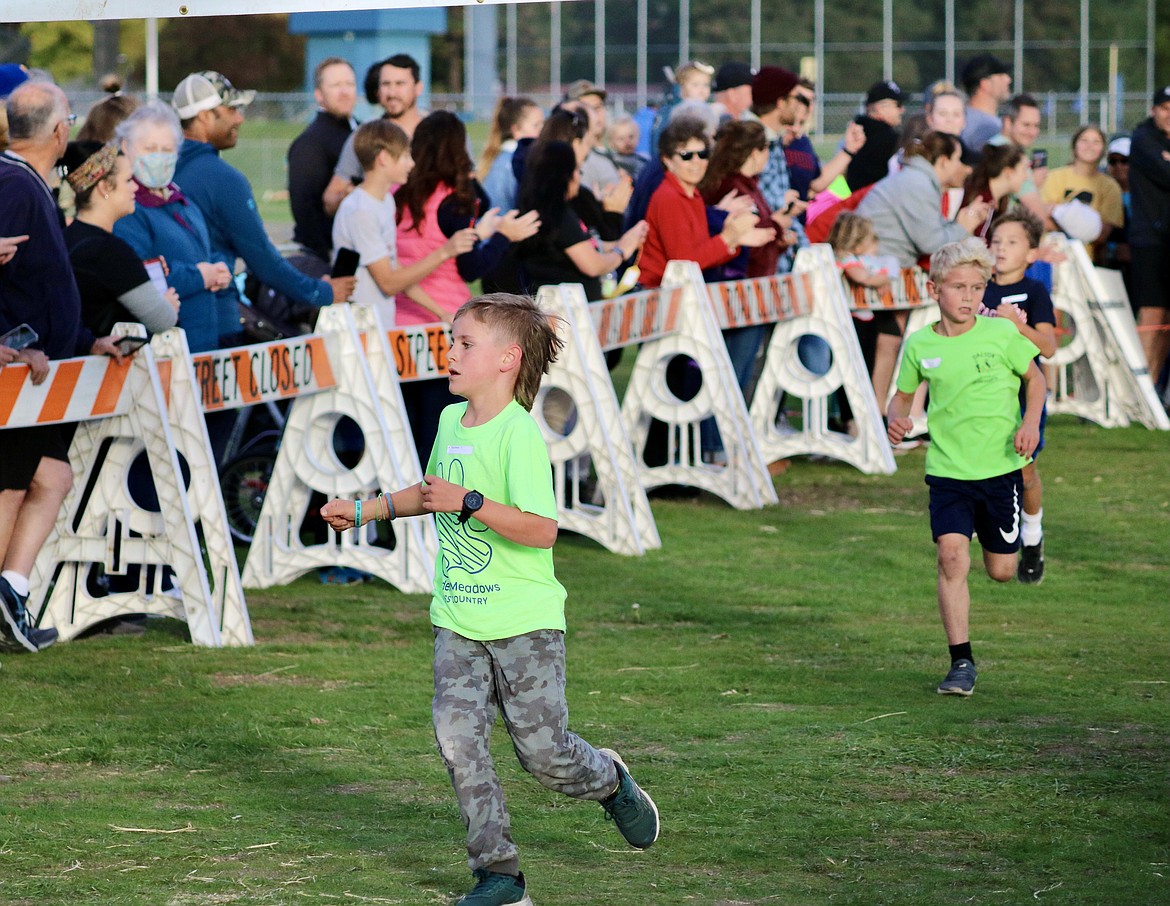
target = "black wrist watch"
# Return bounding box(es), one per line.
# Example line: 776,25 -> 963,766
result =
458,489 -> 485,524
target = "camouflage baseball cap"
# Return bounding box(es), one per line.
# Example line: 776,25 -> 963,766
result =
172,71 -> 255,119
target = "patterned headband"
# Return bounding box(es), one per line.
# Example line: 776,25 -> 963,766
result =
66,142 -> 120,193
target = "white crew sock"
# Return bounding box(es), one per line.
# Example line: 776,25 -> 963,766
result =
1,570 -> 30,597
1020,509 -> 1043,547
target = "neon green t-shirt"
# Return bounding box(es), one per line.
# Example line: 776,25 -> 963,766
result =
896,316 -> 1039,480
426,400 -> 567,641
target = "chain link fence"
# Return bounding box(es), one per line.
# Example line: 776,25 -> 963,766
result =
71,87 -> 1154,137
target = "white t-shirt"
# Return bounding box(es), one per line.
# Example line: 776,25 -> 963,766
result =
579,147 -> 622,196
332,186 -> 397,323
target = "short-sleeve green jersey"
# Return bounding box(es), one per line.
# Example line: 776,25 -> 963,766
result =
426,400 -> 566,640
896,316 -> 1039,480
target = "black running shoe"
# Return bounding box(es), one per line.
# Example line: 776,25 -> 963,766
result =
0,577 -> 56,652
1018,541 -> 1045,585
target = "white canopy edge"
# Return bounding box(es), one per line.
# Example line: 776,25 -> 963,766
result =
1,0 -> 563,24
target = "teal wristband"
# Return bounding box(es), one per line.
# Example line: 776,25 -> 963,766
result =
354,499 -> 362,534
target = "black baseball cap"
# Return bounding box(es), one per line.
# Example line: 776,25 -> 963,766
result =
962,54 -> 1011,92
714,62 -> 754,92
866,80 -> 906,106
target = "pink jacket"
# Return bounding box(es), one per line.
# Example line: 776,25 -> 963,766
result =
394,186 -> 469,325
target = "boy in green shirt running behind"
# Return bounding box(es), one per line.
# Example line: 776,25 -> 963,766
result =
322,294 -> 659,906
887,238 -> 1046,696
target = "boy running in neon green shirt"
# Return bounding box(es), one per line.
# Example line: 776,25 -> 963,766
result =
322,293 -> 658,906
888,238 -> 1046,696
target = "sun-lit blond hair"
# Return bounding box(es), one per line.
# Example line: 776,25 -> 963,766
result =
929,237 -> 994,284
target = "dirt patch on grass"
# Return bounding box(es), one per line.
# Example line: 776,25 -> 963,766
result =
166,893 -> 245,905
1033,724 -> 1170,767
248,621 -> 419,648
776,482 -> 921,513
328,782 -> 382,795
208,673 -> 354,690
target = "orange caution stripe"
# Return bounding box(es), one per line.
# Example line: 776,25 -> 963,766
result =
0,365 -> 30,426
38,360 -> 84,423
92,357 -> 132,416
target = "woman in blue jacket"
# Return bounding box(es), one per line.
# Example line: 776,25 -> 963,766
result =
113,101 -> 233,354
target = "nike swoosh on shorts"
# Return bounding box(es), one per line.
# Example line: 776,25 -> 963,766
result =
1000,483 -> 1020,544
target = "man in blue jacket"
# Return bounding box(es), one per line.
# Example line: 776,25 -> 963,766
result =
170,71 -> 353,340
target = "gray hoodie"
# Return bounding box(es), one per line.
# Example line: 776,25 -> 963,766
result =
856,155 -> 969,268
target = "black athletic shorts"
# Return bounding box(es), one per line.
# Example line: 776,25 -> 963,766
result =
0,423 -> 76,491
926,470 -> 1023,555
872,310 -> 904,337
1130,244 -> 1170,311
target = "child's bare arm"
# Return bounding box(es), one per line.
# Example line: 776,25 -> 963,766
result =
320,483 -> 426,531
886,389 -> 916,444
1018,321 -> 1057,359
363,230 -> 477,299
996,303 -> 1057,359
843,262 -> 891,288
404,284 -> 451,324
421,474 -> 558,549
1015,360 -> 1047,457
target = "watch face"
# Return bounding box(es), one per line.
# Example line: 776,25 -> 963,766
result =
459,490 -> 485,523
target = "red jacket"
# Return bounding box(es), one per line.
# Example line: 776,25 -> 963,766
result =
640,171 -> 737,287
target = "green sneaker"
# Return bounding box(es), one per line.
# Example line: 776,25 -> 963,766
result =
599,748 -> 660,849
457,869 -> 532,906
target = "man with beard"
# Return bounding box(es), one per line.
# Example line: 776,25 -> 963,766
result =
324,54 -> 427,216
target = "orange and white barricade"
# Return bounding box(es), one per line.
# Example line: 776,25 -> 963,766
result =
845,263 -> 933,318
621,260 -> 777,508
839,259 -> 938,419
719,245 -> 895,475
378,304 -> 661,555
1047,236 -> 1168,430
536,283 -> 661,554
240,303 -> 435,592
3,324 -> 251,646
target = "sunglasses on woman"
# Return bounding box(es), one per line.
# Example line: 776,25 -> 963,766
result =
673,148 -> 710,161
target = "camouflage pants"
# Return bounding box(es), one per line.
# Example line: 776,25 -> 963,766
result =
432,627 -> 619,874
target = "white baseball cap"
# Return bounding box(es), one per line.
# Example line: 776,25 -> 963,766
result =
1107,136 -> 1131,159
172,71 -> 255,120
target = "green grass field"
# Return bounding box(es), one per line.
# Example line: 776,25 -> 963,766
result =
2,417 -> 1167,905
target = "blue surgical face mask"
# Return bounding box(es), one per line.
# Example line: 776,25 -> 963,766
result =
132,151 -> 178,189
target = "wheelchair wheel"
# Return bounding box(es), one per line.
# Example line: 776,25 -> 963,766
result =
220,449 -> 276,544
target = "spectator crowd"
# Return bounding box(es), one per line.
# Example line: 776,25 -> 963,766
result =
3,52 -> 1169,655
